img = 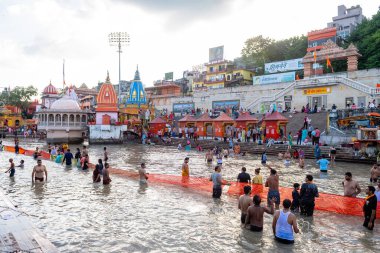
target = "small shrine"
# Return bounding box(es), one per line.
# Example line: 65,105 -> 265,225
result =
178,114 -> 197,129
95,72 -> 118,125
235,112 -> 259,131
213,113 -> 235,138
262,111 -> 288,140
195,113 -> 214,137
149,117 -> 167,135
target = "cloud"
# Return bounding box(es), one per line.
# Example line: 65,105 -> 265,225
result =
112,0 -> 238,29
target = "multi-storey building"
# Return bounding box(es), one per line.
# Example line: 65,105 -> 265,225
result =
327,5 -> 364,39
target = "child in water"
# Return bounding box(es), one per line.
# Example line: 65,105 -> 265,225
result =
16,160 -> 24,168
55,152 -> 63,163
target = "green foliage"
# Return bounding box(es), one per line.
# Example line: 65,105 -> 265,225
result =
0,86 -> 38,114
347,10 -> 380,69
240,35 -> 308,73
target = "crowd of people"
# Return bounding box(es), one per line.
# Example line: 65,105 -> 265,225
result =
2,136 -> 380,245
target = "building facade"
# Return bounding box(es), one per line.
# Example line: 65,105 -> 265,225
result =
327,5 -> 364,39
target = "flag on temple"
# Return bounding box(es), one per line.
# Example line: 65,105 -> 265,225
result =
326,56 -> 334,73
313,51 -> 317,61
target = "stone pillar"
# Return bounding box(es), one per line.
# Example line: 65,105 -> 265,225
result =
347,56 -> 358,72
61,114 -> 63,126
303,62 -> 313,78
54,114 -> 56,126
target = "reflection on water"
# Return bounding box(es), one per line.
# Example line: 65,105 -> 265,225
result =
0,141 -> 379,252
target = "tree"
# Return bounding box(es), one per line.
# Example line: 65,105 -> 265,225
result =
0,86 -> 38,116
347,10 -> 380,69
240,35 -> 308,73
241,36 -> 273,72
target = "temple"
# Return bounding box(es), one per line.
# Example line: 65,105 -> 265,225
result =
119,66 -> 150,123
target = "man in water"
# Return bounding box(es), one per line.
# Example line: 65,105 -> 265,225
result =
62,149 -> 74,168
342,172 -> 361,197
265,167 -> 280,209
205,149 -> 214,164
317,154 -> 330,172
370,164 -> 380,183
363,186 -> 377,230
82,145 -> 88,157
210,165 -> 228,198
245,195 -> 274,232
32,159 -> 48,183
182,157 -> 190,177
104,147 -> 108,162
96,159 -> 104,176
300,175 -> 319,216
238,185 -> 252,224
237,167 -> 251,184
5,158 -> 15,177
272,199 -> 299,244
139,163 -> 149,184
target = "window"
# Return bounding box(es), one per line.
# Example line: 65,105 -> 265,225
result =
209,67 -> 214,72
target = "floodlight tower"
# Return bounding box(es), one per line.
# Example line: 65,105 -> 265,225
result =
108,32 -> 130,104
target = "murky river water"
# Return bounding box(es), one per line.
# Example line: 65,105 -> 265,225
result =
1,139 -> 379,252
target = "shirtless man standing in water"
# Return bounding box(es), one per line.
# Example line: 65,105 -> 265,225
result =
238,185 -> 253,224
205,149 -> 214,164
265,166 -> 280,209
32,159 -> 48,183
245,195 -> 275,232
139,163 -> 149,184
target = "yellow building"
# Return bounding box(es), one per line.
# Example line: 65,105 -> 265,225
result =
193,60 -> 254,90
0,106 -> 23,128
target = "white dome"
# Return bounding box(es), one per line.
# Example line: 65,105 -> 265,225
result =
50,96 -> 81,111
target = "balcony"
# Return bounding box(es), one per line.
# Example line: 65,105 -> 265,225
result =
204,78 -> 226,84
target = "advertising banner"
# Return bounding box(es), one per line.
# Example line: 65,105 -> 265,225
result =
303,87 -> 332,95
253,72 -> 295,85
209,46 -> 224,62
165,72 -> 173,80
173,103 -> 194,114
212,100 -> 240,111
265,58 -> 303,74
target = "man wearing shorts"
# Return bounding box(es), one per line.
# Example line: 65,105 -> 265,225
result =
265,167 -> 280,209
32,159 -> 47,183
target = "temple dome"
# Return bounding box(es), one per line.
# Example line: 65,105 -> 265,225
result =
43,82 -> 58,94
50,96 -> 81,111
127,66 -> 147,106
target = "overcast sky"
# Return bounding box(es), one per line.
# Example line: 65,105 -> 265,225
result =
0,0 -> 378,92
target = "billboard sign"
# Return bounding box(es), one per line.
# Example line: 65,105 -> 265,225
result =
303,87 -> 332,95
265,58 -> 303,74
253,72 -> 295,85
173,103 -> 194,115
212,100 -> 240,111
209,46 -> 224,62
165,72 -> 173,80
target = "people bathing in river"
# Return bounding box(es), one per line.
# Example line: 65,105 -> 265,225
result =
363,186 -> 377,230
265,167 -> 280,210
370,164 -> 380,183
342,172 -> 361,197
205,149 -> 213,163
139,163 -> 149,185
104,147 -> 108,162
32,159 -> 47,183
237,167 -> 251,184
62,149 -> 73,168
317,155 -> 330,172
102,163 -> 112,185
16,159 -> 24,169
182,157 -> 190,177
245,195 -> 274,232
261,151 -> 267,165
96,159 -> 104,176
330,146 -> 337,164
291,183 -> 300,213
252,168 -> 263,184
300,175 -> 319,216
5,158 -> 15,177
210,165 -> 229,198
74,148 -> 81,166
238,185 -> 253,224
273,199 -> 299,244
314,144 -> 321,160
81,154 -> 89,170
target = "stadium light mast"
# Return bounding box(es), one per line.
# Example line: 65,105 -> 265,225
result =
108,32 -> 130,104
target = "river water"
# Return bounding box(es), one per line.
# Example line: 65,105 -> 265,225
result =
1,140 -> 379,252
